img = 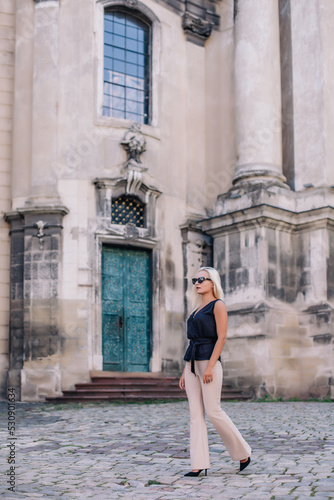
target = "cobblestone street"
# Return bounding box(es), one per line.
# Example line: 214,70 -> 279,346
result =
1,400 -> 334,499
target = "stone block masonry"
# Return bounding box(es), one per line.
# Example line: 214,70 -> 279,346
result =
5,208 -> 68,401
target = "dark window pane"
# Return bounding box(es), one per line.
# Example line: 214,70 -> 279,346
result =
126,101 -> 136,113
104,82 -> 112,95
126,62 -> 138,77
114,47 -> 125,60
113,35 -> 125,49
104,31 -> 113,45
105,19 -> 114,34
137,102 -> 144,116
125,17 -> 139,28
126,51 -> 137,64
103,94 -> 111,107
112,96 -> 125,110
113,59 -> 125,73
104,44 -> 113,58
114,22 -> 125,36
113,12 -> 126,24
126,38 -> 138,52
112,85 -> 125,98
126,75 -> 144,90
104,69 -> 112,83
127,88 -> 139,101
126,26 -> 138,40
113,72 -> 125,86
104,57 -> 113,71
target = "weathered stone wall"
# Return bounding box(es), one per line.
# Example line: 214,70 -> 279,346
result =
3,0 -> 333,401
4,0 -> 237,400
6,209 -> 68,401
200,184 -> 334,399
0,0 -> 15,399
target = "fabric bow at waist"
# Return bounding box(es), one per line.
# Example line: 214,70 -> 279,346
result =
188,338 -> 216,375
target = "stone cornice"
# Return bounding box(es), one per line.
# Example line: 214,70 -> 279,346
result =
5,206 -> 69,223
198,203 -> 334,236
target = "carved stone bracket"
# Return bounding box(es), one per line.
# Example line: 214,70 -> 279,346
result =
182,12 -> 214,46
121,122 -> 146,164
120,123 -> 148,195
34,220 -> 48,250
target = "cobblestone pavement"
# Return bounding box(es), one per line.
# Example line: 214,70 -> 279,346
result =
1,400 -> 334,499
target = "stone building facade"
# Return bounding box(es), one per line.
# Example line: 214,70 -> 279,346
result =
1,0 -> 333,401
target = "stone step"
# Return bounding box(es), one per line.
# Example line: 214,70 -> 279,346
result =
45,372 -> 251,403
86,377 -> 181,386
46,391 -> 250,403
75,380 -> 236,389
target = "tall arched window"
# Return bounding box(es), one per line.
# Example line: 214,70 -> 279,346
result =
103,10 -> 151,124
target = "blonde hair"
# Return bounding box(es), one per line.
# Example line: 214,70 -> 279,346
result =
191,267 -> 225,310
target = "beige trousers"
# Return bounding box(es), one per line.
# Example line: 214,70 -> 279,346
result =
185,360 -> 251,469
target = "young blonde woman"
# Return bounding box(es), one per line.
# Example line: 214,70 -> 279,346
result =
179,267 -> 251,476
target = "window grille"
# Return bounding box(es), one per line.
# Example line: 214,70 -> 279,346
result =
103,10 -> 151,124
111,195 -> 145,228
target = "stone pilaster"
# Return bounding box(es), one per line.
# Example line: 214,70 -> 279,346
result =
5,215 -> 24,400
234,0 -> 286,187
29,0 -> 60,204
5,207 -> 68,401
180,220 -> 212,321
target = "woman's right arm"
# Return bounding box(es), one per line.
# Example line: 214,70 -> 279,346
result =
179,367 -> 186,390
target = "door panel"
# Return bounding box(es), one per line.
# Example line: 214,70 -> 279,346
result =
102,246 -> 151,371
102,248 -> 125,371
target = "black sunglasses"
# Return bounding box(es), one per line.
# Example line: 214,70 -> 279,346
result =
192,277 -> 212,285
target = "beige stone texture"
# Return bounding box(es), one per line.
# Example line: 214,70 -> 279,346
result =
21,367 -> 62,401
0,0 -> 14,398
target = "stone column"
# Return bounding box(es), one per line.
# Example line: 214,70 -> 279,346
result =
29,0 -> 60,204
233,0 -> 286,186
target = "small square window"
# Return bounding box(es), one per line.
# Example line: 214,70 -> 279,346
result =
111,195 -> 145,228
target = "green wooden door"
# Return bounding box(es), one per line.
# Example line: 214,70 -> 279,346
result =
102,247 -> 151,371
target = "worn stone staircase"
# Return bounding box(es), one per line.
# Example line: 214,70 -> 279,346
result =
45,371 -> 251,403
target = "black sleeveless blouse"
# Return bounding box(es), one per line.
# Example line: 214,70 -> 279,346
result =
183,299 -> 223,375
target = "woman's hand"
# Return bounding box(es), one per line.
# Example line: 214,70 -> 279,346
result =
203,365 -> 214,384
179,370 -> 185,390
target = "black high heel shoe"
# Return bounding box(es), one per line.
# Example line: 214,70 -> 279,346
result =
239,457 -> 251,472
184,469 -> 208,477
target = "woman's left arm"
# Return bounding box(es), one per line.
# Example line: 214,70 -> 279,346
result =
203,301 -> 228,383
